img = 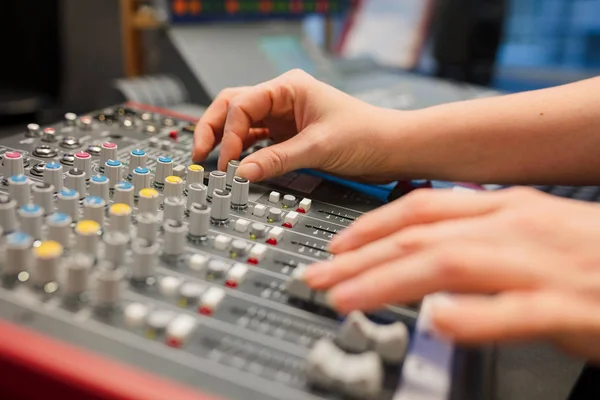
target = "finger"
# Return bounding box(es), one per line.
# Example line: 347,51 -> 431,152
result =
217,76 -> 297,171
431,291 -> 600,344
235,125 -> 323,182
329,188 -> 504,254
327,243 -> 565,314
306,217 -> 494,290
242,128 -> 271,152
192,87 -> 249,162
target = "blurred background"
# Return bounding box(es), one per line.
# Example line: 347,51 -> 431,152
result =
1,0 -> 599,130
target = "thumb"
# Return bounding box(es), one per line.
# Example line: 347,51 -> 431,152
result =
236,128 -> 321,182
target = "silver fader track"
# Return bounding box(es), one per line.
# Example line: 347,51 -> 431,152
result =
0,104 -> 492,400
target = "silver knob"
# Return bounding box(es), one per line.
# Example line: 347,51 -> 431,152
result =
251,223 -> 267,238
82,196 -> 106,228
231,177 -> 249,209
210,190 -> 231,224
43,161 -> 63,192
57,188 -> 80,222
64,112 -> 77,126
42,127 -> 56,142
207,171 -> 226,201
163,196 -> 185,223
163,219 -> 187,257
187,183 -> 207,210
186,164 -> 204,189
282,194 -> 296,209
79,116 -> 93,130
74,151 -> 92,179
18,204 -> 44,240
135,212 -> 160,244
46,212 -> 72,249
226,160 -> 239,188
114,181 -> 134,207
131,238 -> 159,282
64,168 -> 87,198
137,188 -> 159,214
164,176 -> 184,199
188,203 -> 210,238
26,123 -> 41,138
32,183 -> 54,215
0,195 -> 18,233
8,174 -> 31,208
268,207 -> 282,222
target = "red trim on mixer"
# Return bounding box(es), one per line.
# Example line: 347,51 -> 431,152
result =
126,101 -> 201,122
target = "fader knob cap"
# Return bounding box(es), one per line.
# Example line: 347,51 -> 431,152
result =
210,190 -> 231,224
43,161 -> 63,192
3,151 -> 25,179
8,175 -> 31,208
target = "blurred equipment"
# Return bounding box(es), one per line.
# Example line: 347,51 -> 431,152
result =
430,0 -> 507,86
0,103 -> 494,400
0,0 -> 60,118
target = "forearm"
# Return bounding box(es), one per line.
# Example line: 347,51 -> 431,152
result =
391,77 -> 600,185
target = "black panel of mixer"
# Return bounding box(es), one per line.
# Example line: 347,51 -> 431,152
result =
0,103 -> 493,400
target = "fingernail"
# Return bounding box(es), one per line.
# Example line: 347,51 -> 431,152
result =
237,163 -> 263,182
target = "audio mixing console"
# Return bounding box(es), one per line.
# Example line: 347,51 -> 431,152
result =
0,103 -> 493,400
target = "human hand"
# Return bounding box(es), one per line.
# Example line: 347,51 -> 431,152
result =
192,69 -> 404,183
304,187 -> 600,361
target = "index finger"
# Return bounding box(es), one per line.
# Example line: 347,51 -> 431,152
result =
192,87 -> 248,163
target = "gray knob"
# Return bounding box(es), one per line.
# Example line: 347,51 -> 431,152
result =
207,171 -> 226,201
32,183 -> 54,215
251,223 -> 267,238
282,194 -> 296,209
0,195 -> 18,233
128,149 -> 147,177
43,161 -> 63,192
114,182 -> 134,207
32,240 -> 63,287
164,176 -> 184,198
231,239 -> 247,257
75,220 -> 101,258
186,165 -> 204,189
154,156 -> 173,186
231,177 -> 249,209
95,262 -> 124,308
188,203 -> 210,238
226,160 -> 239,188
79,115 -> 93,130
206,259 -> 229,279
26,123 -> 41,138
18,204 -> 44,240
46,213 -> 72,249
135,212 -> 160,244
8,174 -> 31,208
82,196 -> 106,228
187,183 -> 207,210
99,142 -> 118,171
74,151 -> 92,179
163,196 -> 185,223
104,160 -> 123,188
64,112 -> 77,126
131,238 -> 159,282
42,127 -> 56,142
64,253 -> 93,296
108,203 -> 132,234
64,168 -> 87,198
210,190 -> 231,224
3,151 -> 25,178
132,167 -> 152,196
57,188 -> 80,221
89,175 -> 109,202
268,207 -> 282,222
103,231 -> 128,267
4,232 -> 33,276
137,187 -> 159,214
163,219 -> 187,257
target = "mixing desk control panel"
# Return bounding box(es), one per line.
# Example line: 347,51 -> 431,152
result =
0,103 -> 491,400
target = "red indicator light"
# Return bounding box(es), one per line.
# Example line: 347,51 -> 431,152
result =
247,258 -> 259,265
296,208 -> 306,213
266,238 -> 277,246
225,280 -> 238,288
198,306 -> 212,315
282,222 -> 292,228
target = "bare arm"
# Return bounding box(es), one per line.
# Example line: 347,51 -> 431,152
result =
392,77 -> 600,185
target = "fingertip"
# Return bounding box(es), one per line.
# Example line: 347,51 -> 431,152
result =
236,162 -> 263,182
304,262 -> 333,289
